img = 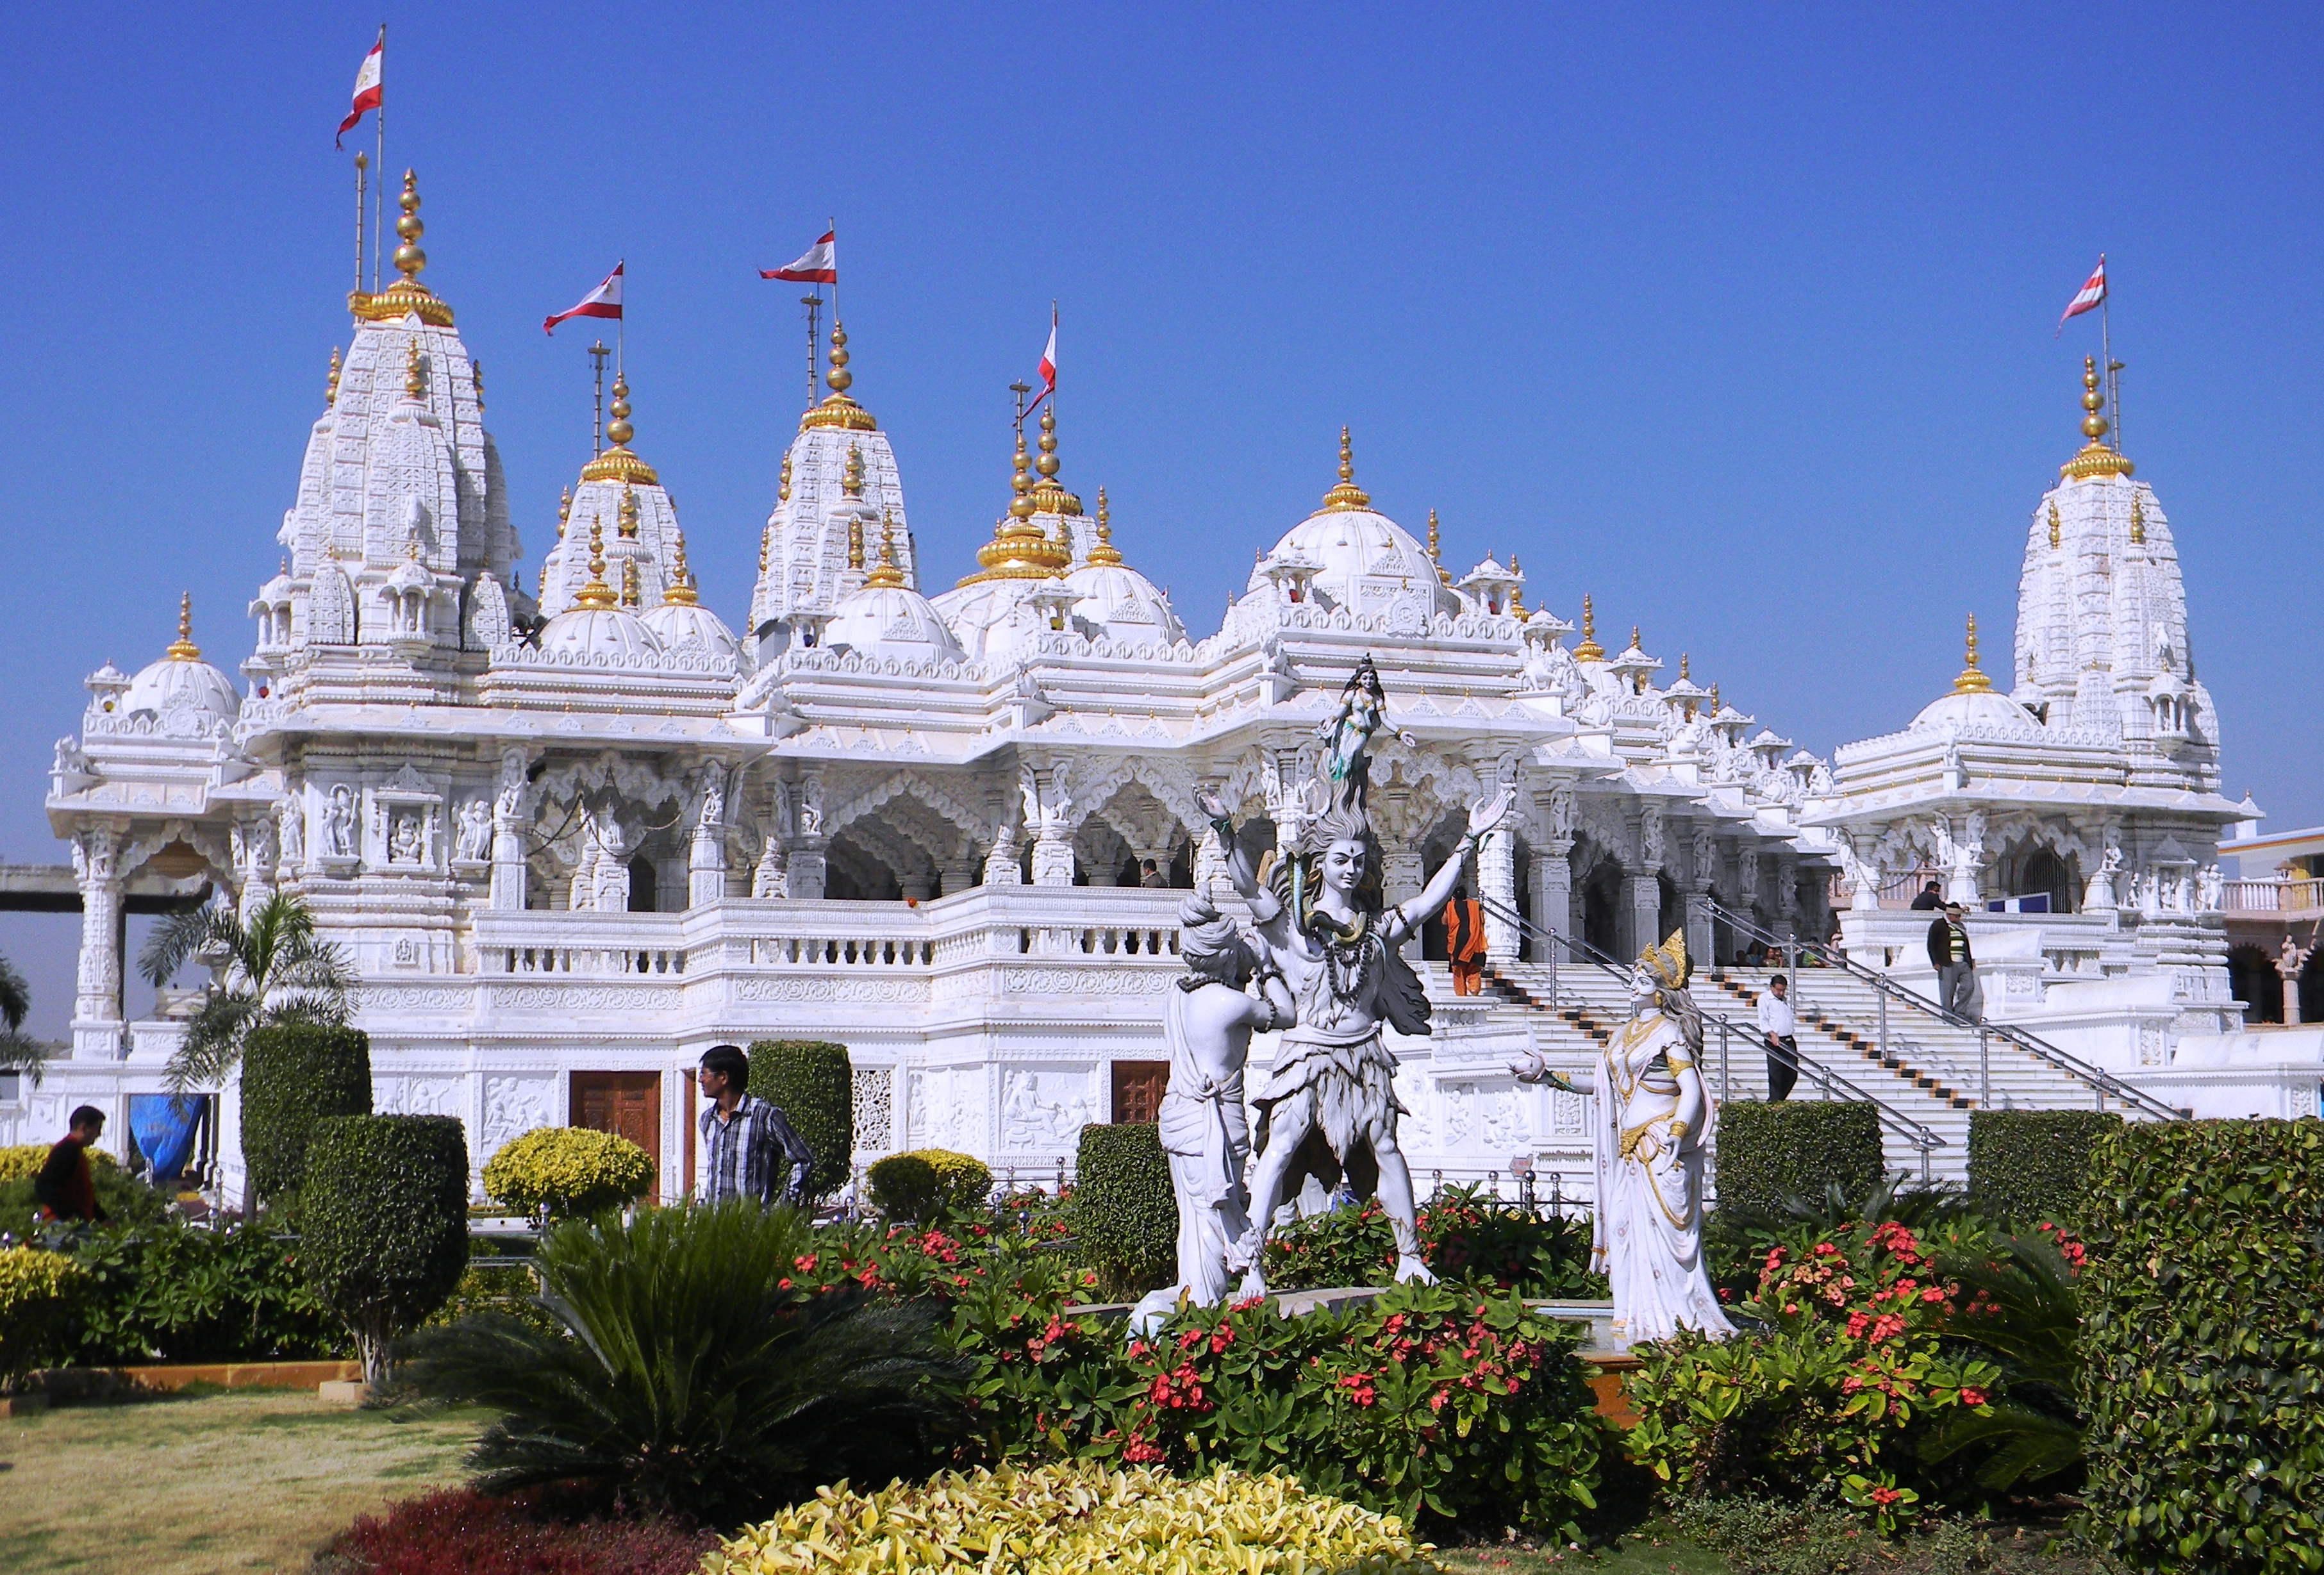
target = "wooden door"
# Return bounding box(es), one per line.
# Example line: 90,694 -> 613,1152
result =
1111,1060 -> 1169,1125
571,1072 -> 661,1204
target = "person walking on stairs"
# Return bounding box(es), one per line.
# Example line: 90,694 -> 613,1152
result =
1755,973 -> 1801,1101
1928,902 -> 1981,1022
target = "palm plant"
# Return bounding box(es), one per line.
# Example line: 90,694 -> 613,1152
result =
1921,1230 -> 2086,1490
138,891 -> 355,1093
0,950 -> 49,1084
396,1202 -> 968,1528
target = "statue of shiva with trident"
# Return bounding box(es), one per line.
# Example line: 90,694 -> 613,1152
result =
1191,667 -> 1509,1295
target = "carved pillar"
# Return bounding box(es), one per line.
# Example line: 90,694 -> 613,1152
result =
490,754 -> 533,912
1528,840 -> 1571,962
1623,870 -> 1661,960
786,769 -> 828,900
1026,767 -> 1077,887
233,813 -> 278,920
1848,835 -> 1884,913
938,831 -> 980,897
1683,825 -> 1716,972
1479,820 -> 1519,962
1779,853 -> 1807,942
2281,942 -> 2309,1028
1192,813 -> 1229,896
688,763 -> 730,910
1382,849 -> 1427,962
71,826 -> 124,1054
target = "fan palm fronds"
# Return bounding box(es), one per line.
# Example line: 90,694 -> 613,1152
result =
0,951 -> 29,1032
141,892 -> 354,1092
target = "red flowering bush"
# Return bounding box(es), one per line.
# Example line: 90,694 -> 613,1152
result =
1101,1280 -> 1603,1537
1631,1214 -> 2014,1534
1262,1187 -> 1603,1298
321,1486 -> 715,1574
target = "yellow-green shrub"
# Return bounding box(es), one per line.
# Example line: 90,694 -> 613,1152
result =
704,1462 -> 1441,1574
0,1142 -> 118,1183
0,1246 -> 88,1383
868,1147 -> 991,1222
482,1128 -> 653,1219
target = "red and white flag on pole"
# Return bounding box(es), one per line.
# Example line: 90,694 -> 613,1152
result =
544,262 -> 624,335
1037,318 -> 1058,392
336,31 -> 383,148
761,230 -> 838,283
2055,255 -> 2106,336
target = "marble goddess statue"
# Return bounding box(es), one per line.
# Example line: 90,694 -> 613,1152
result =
1511,930 -> 1735,1347
1195,775 -> 1511,1293
1128,892 -> 1295,1335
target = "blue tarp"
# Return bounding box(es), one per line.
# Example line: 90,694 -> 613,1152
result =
128,1094 -> 206,1181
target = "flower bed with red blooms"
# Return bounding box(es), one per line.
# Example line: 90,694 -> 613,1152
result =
1631,1212 -> 2041,1534
1097,1280 -> 1604,1538
1262,1187 -> 1604,1299
319,1486 -> 715,1574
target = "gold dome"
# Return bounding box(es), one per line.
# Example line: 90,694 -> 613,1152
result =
1573,593 -> 1604,662
864,513 -> 908,588
572,515 -> 618,610
350,171 -> 454,326
1086,487 -> 1123,566
959,427 -> 1072,586
165,593 -> 201,661
663,529 -> 700,606
1023,405 -> 1083,517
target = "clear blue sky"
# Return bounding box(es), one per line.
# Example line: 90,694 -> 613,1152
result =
3,5 -> 2317,1037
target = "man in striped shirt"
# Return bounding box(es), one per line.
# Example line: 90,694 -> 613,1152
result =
697,1044 -> 815,1208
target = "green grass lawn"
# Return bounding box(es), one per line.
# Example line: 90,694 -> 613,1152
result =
0,1388 -> 487,1575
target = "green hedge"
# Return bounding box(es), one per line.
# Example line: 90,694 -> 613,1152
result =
241,1024 -> 372,1209
2079,1119 -> 2324,1573
1713,1101 -> 1884,1219
867,1148 -> 991,1223
747,1040 -> 852,1200
301,1114 -> 470,1385
1966,1108 -> 2121,1233
1072,1123 -> 1176,1299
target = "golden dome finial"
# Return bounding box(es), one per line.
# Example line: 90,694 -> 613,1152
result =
617,485 -> 640,538
865,511 -> 907,588
1088,486 -> 1124,566
1508,554 -> 1525,614
843,441 -> 866,498
403,338 -> 424,399
847,514 -> 865,571
349,169 -> 452,326
1679,652 -> 1691,681
166,592 -> 201,661
1709,681 -> 1722,714
758,522 -> 772,574
2130,492 -> 2146,545
1574,593 -> 1604,661
579,373 -> 658,484
471,358 -> 484,413
574,515 -> 617,610
620,556 -> 642,608
557,486 -> 572,537
1319,425 -> 1372,512
1008,427 -> 1036,521
664,529 -> 700,605
1025,404 -> 1083,515
606,375 -> 634,449
1632,625 -> 1641,649
1428,508 -> 1453,586
392,169 -> 427,281
826,321 -> 852,394
2048,497 -> 2061,548
325,346 -> 342,409
778,452 -> 792,503
2061,354 -> 2133,480
1953,612 -> 1994,693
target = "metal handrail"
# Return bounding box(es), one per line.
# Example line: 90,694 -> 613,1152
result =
1472,895 -> 1947,1166
1700,897 -> 2184,1122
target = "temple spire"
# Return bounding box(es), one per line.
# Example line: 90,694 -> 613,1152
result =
167,594 -> 200,661
1319,426 -> 1371,512
865,512 -> 907,588
573,515 -> 617,610
1952,612 -> 1993,694
580,372 -> 658,485
1574,593 -> 1604,661
799,320 -> 877,432
2061,354 -> 2134,480
664,529 -> 699,604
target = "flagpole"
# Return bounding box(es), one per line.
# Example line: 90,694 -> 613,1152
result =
372,24 -> 385,294
802,292 -> 822,409
827,217 -> 838,336
353,152 -> 367,297
2098,254 -> 2118,453
589,342 -> 610,454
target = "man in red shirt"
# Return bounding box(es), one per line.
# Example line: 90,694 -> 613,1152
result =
33,1105 -> 109,1224
1443,885 -> 1488,997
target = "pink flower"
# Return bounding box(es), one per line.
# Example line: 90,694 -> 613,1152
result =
1959,1387 -> 1988,1406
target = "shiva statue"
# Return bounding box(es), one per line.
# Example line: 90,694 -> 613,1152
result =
1194,705 -> 1509,1294
1511,931 -> 1734,1347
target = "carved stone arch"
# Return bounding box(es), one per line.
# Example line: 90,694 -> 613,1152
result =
1875,819 -> 1943,871
120,820 -> 236,890
870,794 -> 959,869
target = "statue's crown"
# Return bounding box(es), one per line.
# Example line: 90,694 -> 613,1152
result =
1641,928 -> 1690,989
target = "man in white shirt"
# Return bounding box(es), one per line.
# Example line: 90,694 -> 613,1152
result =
1755,973 -> 1800,1101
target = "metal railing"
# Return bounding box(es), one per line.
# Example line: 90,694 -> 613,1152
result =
1474,895 -> 1948,1177
1702,897 -> 2184,1122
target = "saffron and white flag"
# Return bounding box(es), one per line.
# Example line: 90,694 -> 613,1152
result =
336,31 -> 383,149
2055,256 -> 2106,335
1036,319 -> 1058,393
761,230 -> 837,283
544,262 -> 624,335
